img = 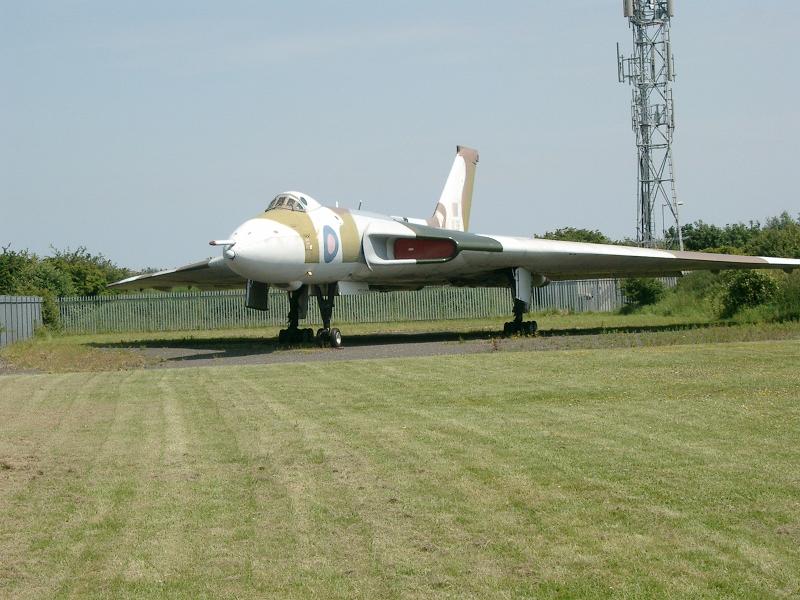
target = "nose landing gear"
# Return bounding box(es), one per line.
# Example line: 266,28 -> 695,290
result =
314,284 -> 343,348
315,327 -> 342,348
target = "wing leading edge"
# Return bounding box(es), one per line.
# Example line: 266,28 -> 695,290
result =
108,257 -> 245,291
500,238 -> 800,281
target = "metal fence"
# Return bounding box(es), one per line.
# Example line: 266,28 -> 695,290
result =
57,279 -> 638,335
0,296 -> 43,347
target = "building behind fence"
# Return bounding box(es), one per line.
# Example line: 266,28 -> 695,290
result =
0,296 -> 43,347
57,279 -> 642,335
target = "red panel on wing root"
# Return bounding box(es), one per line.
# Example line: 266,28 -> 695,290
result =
393,238 -> 457,260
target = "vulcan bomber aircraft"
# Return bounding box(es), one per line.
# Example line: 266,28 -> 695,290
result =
110,146 -> 800,347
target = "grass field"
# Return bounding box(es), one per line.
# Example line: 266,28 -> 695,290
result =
2,338 -> 799,598
5,312 -> 699,373
4,311 -> 800,374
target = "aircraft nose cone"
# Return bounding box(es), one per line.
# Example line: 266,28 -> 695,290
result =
230,240 -> 256,263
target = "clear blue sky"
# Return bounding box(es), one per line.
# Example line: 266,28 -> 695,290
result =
2,1 -> 799,268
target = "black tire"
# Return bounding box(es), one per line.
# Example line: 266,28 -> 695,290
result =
503,322 -> 512,336
278,329 -> 287,344
315,328 -> 329,347
302,328 -> 313,343
329,328 -> 343,348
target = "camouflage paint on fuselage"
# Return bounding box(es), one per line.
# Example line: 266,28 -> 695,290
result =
331,207 -> 361,263
257,209 -> 319,264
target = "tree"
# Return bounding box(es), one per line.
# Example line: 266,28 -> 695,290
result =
679,220 -> 760,252
45,247 -> 132,296
0,249 -> 67,328
680,221 -> 727,251
0,249 -> 35,295
538,227 -> 611,244
1,245 -> 131,298
27,261 -> 75,297
723,221 -> 761,249
744,212 -> 800,259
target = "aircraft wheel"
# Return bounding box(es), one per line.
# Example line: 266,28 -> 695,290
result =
302,328 -> 314,343
329,328 -> 343,348
278,329 -> 287,344
503,322 -> 512,336
316,328 -> 329,347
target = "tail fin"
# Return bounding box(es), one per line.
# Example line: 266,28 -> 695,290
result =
427,145 -> 479,232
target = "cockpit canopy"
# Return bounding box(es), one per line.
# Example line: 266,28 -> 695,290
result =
265,192 -> 320,213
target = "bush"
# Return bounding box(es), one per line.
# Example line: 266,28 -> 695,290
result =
46,247 -> 131,296
621,278 -> 666,309
637,271 -> 723,318
1,246 -> 132,299
28,261 -> 75,297
720,270 -> 779,318
0,250 -> 36,295
672,271 -> 723,298
771,271 -> 800,321
39,291 -> 63,331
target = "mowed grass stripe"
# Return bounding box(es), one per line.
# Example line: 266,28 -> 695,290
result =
233,372 -> 390,597
1,373 -> 141,596
0,340 -> 798,598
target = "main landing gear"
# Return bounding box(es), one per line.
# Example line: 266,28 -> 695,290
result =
503,298 -> 538,336
277,284 -> 343,348
502,267 -> 538,336
277,286 -> 314,344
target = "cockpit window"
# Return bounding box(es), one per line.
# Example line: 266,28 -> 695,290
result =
266,194 -> 306,213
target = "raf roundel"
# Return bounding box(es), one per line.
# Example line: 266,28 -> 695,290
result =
322,225 -> 339,263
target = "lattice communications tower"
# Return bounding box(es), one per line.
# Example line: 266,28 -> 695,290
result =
617,0 -> 683,249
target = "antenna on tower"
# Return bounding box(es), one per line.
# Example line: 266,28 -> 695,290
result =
617,0 -> 683,250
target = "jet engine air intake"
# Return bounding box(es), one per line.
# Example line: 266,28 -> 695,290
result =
393,238 -> 457,261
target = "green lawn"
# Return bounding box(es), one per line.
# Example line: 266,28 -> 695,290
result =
2,340 -> 799,598
6,311 -> 708,373
7,311 -> 800,374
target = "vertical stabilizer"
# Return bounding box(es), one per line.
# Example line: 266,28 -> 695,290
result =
427,146 -> 479,232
